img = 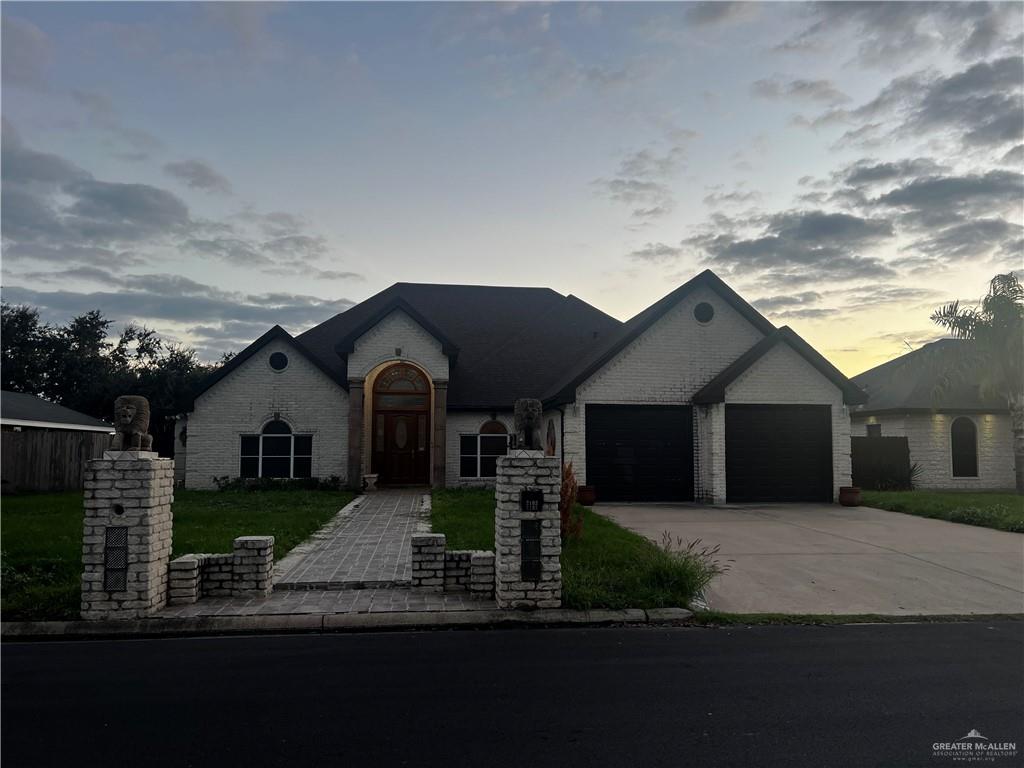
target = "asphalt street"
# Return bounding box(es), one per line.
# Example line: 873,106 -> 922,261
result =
3,622 -> 1022,768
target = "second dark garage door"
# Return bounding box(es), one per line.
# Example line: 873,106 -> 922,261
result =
586,405 -> 693,502
725,404 -> 833,502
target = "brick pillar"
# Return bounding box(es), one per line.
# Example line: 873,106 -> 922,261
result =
494,453 -> 561,609
168,555 -> 202,605
81,453 -> 174,620
469,551 -> 495,598
347,378 -> 364,491
232,536 -> 274,595
432,381 -> 448,488
411,533 -> 446,591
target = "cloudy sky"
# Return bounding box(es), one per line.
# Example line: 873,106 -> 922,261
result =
2,2 -> 1022,373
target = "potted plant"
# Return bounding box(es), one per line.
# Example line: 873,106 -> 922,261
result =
839,486 -> 861,506
577,485 -> 597,506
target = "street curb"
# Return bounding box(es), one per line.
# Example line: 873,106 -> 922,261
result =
0,607 -> 694,641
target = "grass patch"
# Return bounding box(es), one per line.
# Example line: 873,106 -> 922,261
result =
690,611 -> 1024,626
1,489 -> 354,622
431,489 -> 722,610
861,490 -> 1024,533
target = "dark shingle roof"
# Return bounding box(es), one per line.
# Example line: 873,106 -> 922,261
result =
852,338 -> 1007,413
296,282 -> 621,409
196,271 -> 861,412
1,391 -> 112,430
692,327 -> 868,405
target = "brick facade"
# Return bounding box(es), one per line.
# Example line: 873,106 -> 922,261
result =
723,342 -> 851,502
184,337 -> 348,489
184,282 -> 855,502
852,411 -> 1015,490
347,309 -> 449,381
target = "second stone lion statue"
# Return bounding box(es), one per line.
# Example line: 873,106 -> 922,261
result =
513,398 -> 544,451
110,395 -> 154,451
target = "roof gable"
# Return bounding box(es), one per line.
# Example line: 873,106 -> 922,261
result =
692,327 -> 868,405
191,325 -> 345,405
333,298 -> 459,361
542,270 -> 777,405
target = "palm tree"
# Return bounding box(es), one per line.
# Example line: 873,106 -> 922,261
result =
930,274 -> 1024,494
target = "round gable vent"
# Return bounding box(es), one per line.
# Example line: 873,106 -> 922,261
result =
693,302 -> 715,324
269,352 -> 289,371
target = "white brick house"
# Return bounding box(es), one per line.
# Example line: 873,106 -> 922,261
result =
851,339 -> 1016,491
181,270 -> 866,503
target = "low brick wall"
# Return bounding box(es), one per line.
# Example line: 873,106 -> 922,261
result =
444,551 -> 472,591
411,533 -> 495,598
411,533 -> 445,591
167,535 -> 275,605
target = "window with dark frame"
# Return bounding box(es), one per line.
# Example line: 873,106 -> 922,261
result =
460,421 -> 509,478
950,416 -> 978,478
240,420 -> 313,479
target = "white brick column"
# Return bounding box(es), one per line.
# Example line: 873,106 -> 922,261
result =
494,453 -> 561,609
81,453 -> 174,620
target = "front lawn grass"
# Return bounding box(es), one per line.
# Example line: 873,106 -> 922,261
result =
861,490 -> 1024,533
431,489 -> 721,610
0,489 -> 354,622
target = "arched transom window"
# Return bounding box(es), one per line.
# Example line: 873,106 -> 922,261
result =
460,420 -> 509,478
374,364 -> 429,411
240,420 -> 313,479
950,417 -> 978,478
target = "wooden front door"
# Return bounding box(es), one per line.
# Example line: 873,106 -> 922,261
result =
378,412 -> 429,484
372,363 -> 431,486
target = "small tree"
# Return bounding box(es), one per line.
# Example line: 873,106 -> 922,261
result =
559,462 -> 584,540
930,274 -> 1024,494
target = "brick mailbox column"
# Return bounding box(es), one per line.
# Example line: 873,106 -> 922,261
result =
81,452 -> 174,620
494,452 -> 562,609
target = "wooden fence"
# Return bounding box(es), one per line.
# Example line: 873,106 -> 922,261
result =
1,429 -> 111,493
851,436 -> 912,490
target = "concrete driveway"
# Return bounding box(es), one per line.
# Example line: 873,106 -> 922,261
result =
599,503 -> 1024,615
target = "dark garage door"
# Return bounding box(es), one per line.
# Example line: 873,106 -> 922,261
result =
586,405 -> 693,502
725,404 -> 832,502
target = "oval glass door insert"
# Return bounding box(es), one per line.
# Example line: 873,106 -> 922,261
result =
394,419 -> 408,449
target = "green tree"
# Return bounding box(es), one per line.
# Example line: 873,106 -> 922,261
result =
1,304 -> 228,457
0,304 -> 54,395
931,274 -> 1024,494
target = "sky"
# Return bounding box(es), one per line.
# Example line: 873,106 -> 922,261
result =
2,1 -> 1022,375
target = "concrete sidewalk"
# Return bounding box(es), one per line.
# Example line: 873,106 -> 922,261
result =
600,502 -> 1024,615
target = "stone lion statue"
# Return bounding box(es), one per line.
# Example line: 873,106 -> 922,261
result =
514,398 -> 543,451
110,395 -> 153,451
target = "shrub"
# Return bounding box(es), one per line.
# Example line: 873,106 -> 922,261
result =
658,532 -> 730,592
212,475 -> 343,492
560,462 -> 583,541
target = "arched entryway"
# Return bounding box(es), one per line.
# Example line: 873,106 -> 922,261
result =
371,363 -> 431,485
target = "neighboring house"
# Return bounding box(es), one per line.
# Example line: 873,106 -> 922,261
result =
180,270 -> 866,503
851,339 -> 1015,491
1,390 -> 113,492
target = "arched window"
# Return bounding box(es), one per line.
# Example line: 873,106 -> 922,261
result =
459,420 -> 509,478
374,364 -> 429,411
950,417 -> 978,478
240,420 -> 313,479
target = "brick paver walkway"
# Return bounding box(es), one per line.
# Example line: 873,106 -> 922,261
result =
158,587 -> 494,618
273,489 -> 429,590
